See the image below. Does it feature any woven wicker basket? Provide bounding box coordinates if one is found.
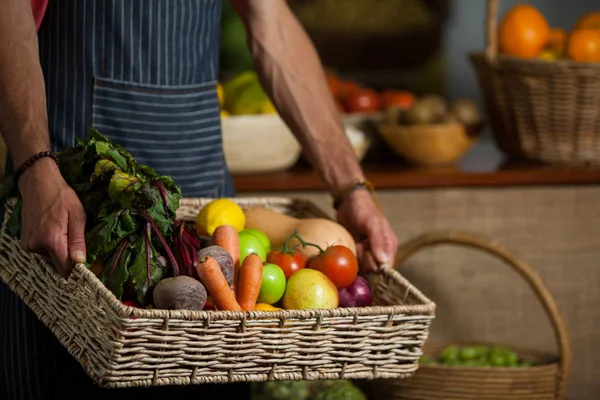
[0,196,436,389]
[469,0,600,165]
[368,231,571,400]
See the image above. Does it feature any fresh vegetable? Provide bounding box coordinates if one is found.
[211,225,240,283]
[244,206,356,259]
[195,198,245,236]
[380,90,415,110]
[197,245,234,287]
[266,233,307,279]
[287,231,358,290]
[338,276,373,308]
[308,244,358,290]
[238,230,268,263]
[257,263,287,305]
[243,228,271,252]
[282,269,338,310]
[170,220,203,278]
[252,379,367,400]
[343,89,380,114]
[196,255,242,311]
[0,129,186,305]
[235,253,263,311]
[422,344,533,368]
[152,276,208,310]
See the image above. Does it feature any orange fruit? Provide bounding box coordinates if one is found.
[567,29,600,62]
[253,303,281,311]
[499,4,550,58]
[575,12,600,30]
[546,27,567,54]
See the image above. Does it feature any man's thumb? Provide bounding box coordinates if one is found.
[68,211,87,263]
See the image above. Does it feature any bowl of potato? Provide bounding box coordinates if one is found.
[377,95,485,167]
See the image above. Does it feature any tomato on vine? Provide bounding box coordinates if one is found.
[266,233,308,279]
[288,231,359,290]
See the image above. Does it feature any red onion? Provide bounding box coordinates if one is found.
[338,275,373,308]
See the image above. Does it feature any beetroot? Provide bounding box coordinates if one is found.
[338,276,373,308]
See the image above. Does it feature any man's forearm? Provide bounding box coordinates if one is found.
[233,1,366,198]
[1,0,51,168]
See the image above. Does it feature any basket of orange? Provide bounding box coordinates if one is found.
[469,0,600,165]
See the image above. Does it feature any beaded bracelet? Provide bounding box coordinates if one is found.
[13,151,59,183]
[332,180,376,210]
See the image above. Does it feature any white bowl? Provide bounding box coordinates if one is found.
[221,114,302,174]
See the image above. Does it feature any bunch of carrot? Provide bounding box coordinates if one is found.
[196,225,263,312]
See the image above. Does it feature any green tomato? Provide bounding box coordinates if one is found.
[243,229,271,252]
[257,263,286,305]
[459,346,479,362]
[489,353,506,367]
[472,345,491,359]
[239,231,267,262]
[503,351,519,367]
[440,345,460,364]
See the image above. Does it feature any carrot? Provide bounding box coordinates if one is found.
[236,253,263,311]
[212,225,240,285]
[196,255,242,311]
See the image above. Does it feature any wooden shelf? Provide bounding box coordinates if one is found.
[232,138,600,192]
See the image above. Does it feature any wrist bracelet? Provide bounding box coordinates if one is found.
[14,151,59,183]
[333,180,375,210]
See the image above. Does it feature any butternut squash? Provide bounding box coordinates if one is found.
[243,206,356,259]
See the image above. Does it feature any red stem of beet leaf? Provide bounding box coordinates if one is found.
[153,180,169,209]
[107,233,132,289]
[144,223,152,290]
[138,209,180,276]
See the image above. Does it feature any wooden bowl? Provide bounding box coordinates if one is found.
[221,114,302,174]
[377,121,484,167]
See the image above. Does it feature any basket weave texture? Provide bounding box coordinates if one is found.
[370,231,571,400]
[469,0,600,165]
[0,197,436,389]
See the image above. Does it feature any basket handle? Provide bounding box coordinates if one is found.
[485,0,500,63]
[395,230,571,400]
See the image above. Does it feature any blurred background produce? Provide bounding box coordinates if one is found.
[252,379,367,400]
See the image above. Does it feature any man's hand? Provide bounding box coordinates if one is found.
[336,190,398,272]
[18,159,87,278]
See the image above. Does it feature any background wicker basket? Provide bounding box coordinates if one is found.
[469,0,600,165]
[366,231,571,400]
[0,196,436,389]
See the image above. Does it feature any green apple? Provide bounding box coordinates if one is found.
[257,263,286,305]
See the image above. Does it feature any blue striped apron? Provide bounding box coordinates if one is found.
[0,0,247,398]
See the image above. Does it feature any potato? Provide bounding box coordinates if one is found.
[449,99,481,125]
[405,95,448,125]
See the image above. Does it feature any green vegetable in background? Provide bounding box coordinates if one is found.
[0,129,194,305]
[251,380,367,400]
[419,344,534,368]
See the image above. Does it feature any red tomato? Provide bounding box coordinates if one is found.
[380,90,415,110]
[343,90,381,114]
[326,73,342,96]
[309,245,359,290]
[336,80,362,101]
[267,250,307,279]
